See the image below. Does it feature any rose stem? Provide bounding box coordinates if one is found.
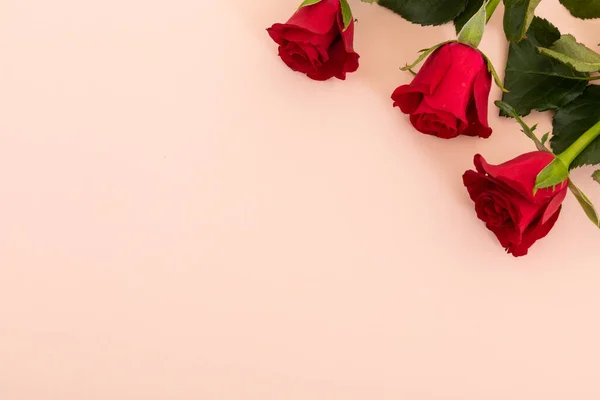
[486,0,501,23]
[557,120,600,167]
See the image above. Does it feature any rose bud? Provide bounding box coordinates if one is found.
[463,152,568,257]
[267,0,359,81]
[392,42,492,139]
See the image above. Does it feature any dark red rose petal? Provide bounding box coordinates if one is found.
[463,153,568,257]
[508,207,562,257]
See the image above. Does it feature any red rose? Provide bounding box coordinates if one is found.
[392,43,492,139]
[462,152,568,257]
[267,0,359,81]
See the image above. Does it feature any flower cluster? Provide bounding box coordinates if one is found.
[267,0,600,257]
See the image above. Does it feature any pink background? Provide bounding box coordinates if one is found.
[1,0,600,398]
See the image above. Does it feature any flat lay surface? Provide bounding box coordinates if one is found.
[1,0,600,398]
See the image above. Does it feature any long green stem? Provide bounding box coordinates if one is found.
[486,0,501,23]
[558,120,600,166]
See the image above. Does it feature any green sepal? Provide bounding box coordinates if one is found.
[339,0,353,30]
[400,40,455,74]
[298,0,322,9]
[568,179,600,228]
[535,158,570,190]
[457,1,486,47]
[455,0,484,33]
[482,52,508,92]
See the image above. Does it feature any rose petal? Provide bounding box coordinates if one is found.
[278,43,311,73]
[390,44,457,116]
[473,152,564,203]
[392,84,428,114]
[410,44,454,96]
[459,101,492,138]
[410,113,459,139]
[464,172,524,243]
[296,42,323,69]
[267,24,317,45]
[459,68,492,138]
[465,154,568,256]
[541,186,568,225]
[423,43,486,125]
[471,66,492,131]
[409,101,459,138]
[267,0,359,82]
[339,14,359,59]
[508,207,562,257]
[286,0,340,35]
[308,37,344,80]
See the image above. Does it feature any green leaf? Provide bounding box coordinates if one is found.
[457,1,487,47]
[339,0,353,30]
[503,0,541,42]
[454,0,484,33]
[378,0,469,26]
[541,132,550,145]
[559,0,600,19]
[501,17,588,116]
[568,180,600,228]
[298,0,322,8]
[538,34,600,73]
[550,85,600,168]
[535,158,570,190]
[593,170,600,184]
[494,100,548,151]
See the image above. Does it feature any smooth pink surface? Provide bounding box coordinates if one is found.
[1,0,599,399]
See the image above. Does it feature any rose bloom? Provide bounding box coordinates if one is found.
[392,42,492,139]
[463,152,568,257]
[267,0,359,81]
